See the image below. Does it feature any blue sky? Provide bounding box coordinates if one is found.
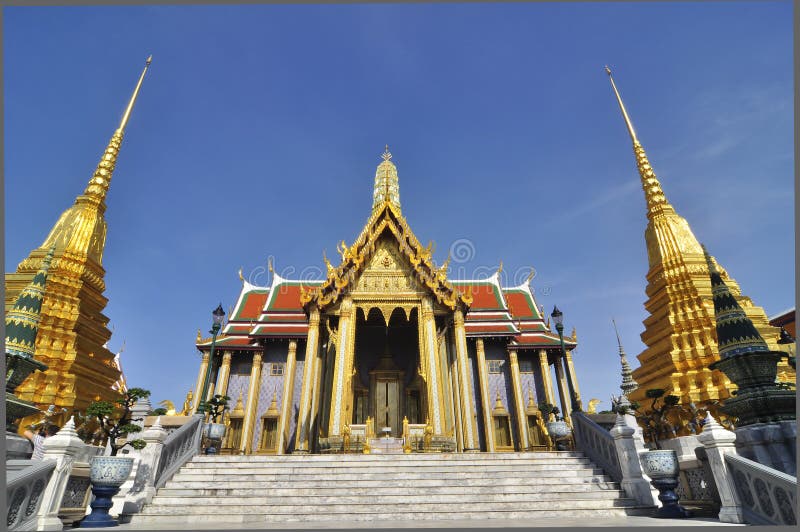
[5,2,794,413]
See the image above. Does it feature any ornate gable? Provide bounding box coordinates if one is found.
[301,203,471,312]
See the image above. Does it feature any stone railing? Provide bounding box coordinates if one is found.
[571,411,622,482]
[7,459,56,531]
[153,414,204,488]
[724,453,797,525]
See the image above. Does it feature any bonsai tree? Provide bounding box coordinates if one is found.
[149,407,168,416]
[85,387,150,456]
[538,402,562,422]
[634,388,682,448]
[199,394,230,423]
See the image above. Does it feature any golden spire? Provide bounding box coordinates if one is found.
[605,66,674,220]
[372,144,401,214]
[82,56,153,202]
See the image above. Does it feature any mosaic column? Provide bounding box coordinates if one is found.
[329,297,354,437]
[215,351,232,398]
[277,340,298,455]
[553,356,572,427]
[508,350,529,450]
[450,341,464,451]
[422,297,445,434]
[454,309,478,451]
[475,338,495,452]
[192,352,210,414]
[537,349,556,405]
[239,351,263,454]
[564,349,583,411]
[309,336,325,453]
[295,307,320,453]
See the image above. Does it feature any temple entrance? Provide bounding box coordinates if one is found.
[353,307,423,437]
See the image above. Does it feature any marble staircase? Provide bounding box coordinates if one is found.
[131,452,652,526]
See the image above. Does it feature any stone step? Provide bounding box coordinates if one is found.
[148,490,628,506]
[133,507,652,525]
[164,475,614,489]
[156,481,622,496]
[186,457,591,469]
[170,468,607,483]
[180,463,597,477]
[189,451,586,462]
[142,497,641,515]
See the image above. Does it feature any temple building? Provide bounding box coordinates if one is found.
[605,68,795,406]
[194,147,582,454]
[4,57,151,428]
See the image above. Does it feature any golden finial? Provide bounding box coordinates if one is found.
[525,267,536,284]
[497,260,503,274]
[196,329,202,342]
[382,144,392,162]
[571,326,577,341]
[323,250,333,273]
[605,65,638,143]
[80,56,152,203]
[527,388,536,409]
[495,392,503,409]
[238,267,244,283]
[119,55,153,133]
[268,256,274,273]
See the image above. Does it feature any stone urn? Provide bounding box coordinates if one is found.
[79,456,134,528]
[640,449,689,518]
[204,422,226,454]
[545,421,571,450]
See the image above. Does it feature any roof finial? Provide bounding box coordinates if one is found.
[373,144,401,214]
[382,144,392,161]
[611,318,638,402]
[605,65,637,144]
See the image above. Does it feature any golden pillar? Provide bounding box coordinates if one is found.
[309,336,325,453]
[454,309,478,451]
[508,350,529,450]
[553,356,572,427]
[537,349,556,405]
[421,297,446,434]
[277,340,298,454]
[192,352,210,414]
[295,307,320,452]
[328,297,355,436]
[475,338,495,452]
[564,350,582,410]
[215,351,232,398]
[239,351,263,454]
[450,343,464,451]
[326,299,353,437]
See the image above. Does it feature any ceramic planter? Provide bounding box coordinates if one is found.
[80,456,134,528]
[640,449,689,518]
[640,449,679,479]
[545,421,571,440]
[204,422,226,441]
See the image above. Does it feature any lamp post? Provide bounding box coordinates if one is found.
[198,304,226,417]
[551,306,580,411]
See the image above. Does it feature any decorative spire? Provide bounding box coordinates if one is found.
[372,144,401,214]
[5,246,55,358]
[612,319,638,402]
[605,66,675,220]
[82,55,152,202]
[702,245,769,357]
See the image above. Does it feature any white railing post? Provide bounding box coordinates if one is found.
[697,412,744,524]
[120,416,169,519]
[36,416,87,531]
[609,414,659,506]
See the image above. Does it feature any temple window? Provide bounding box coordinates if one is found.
[519,360,533,373]
[258,417,279,453]
[488,360,503,374]
[270,363,285,376]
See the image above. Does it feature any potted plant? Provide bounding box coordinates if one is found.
[199,394,229,454]
[631,389,689,518]
[539,402,571,448]
[79,387,150,528]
